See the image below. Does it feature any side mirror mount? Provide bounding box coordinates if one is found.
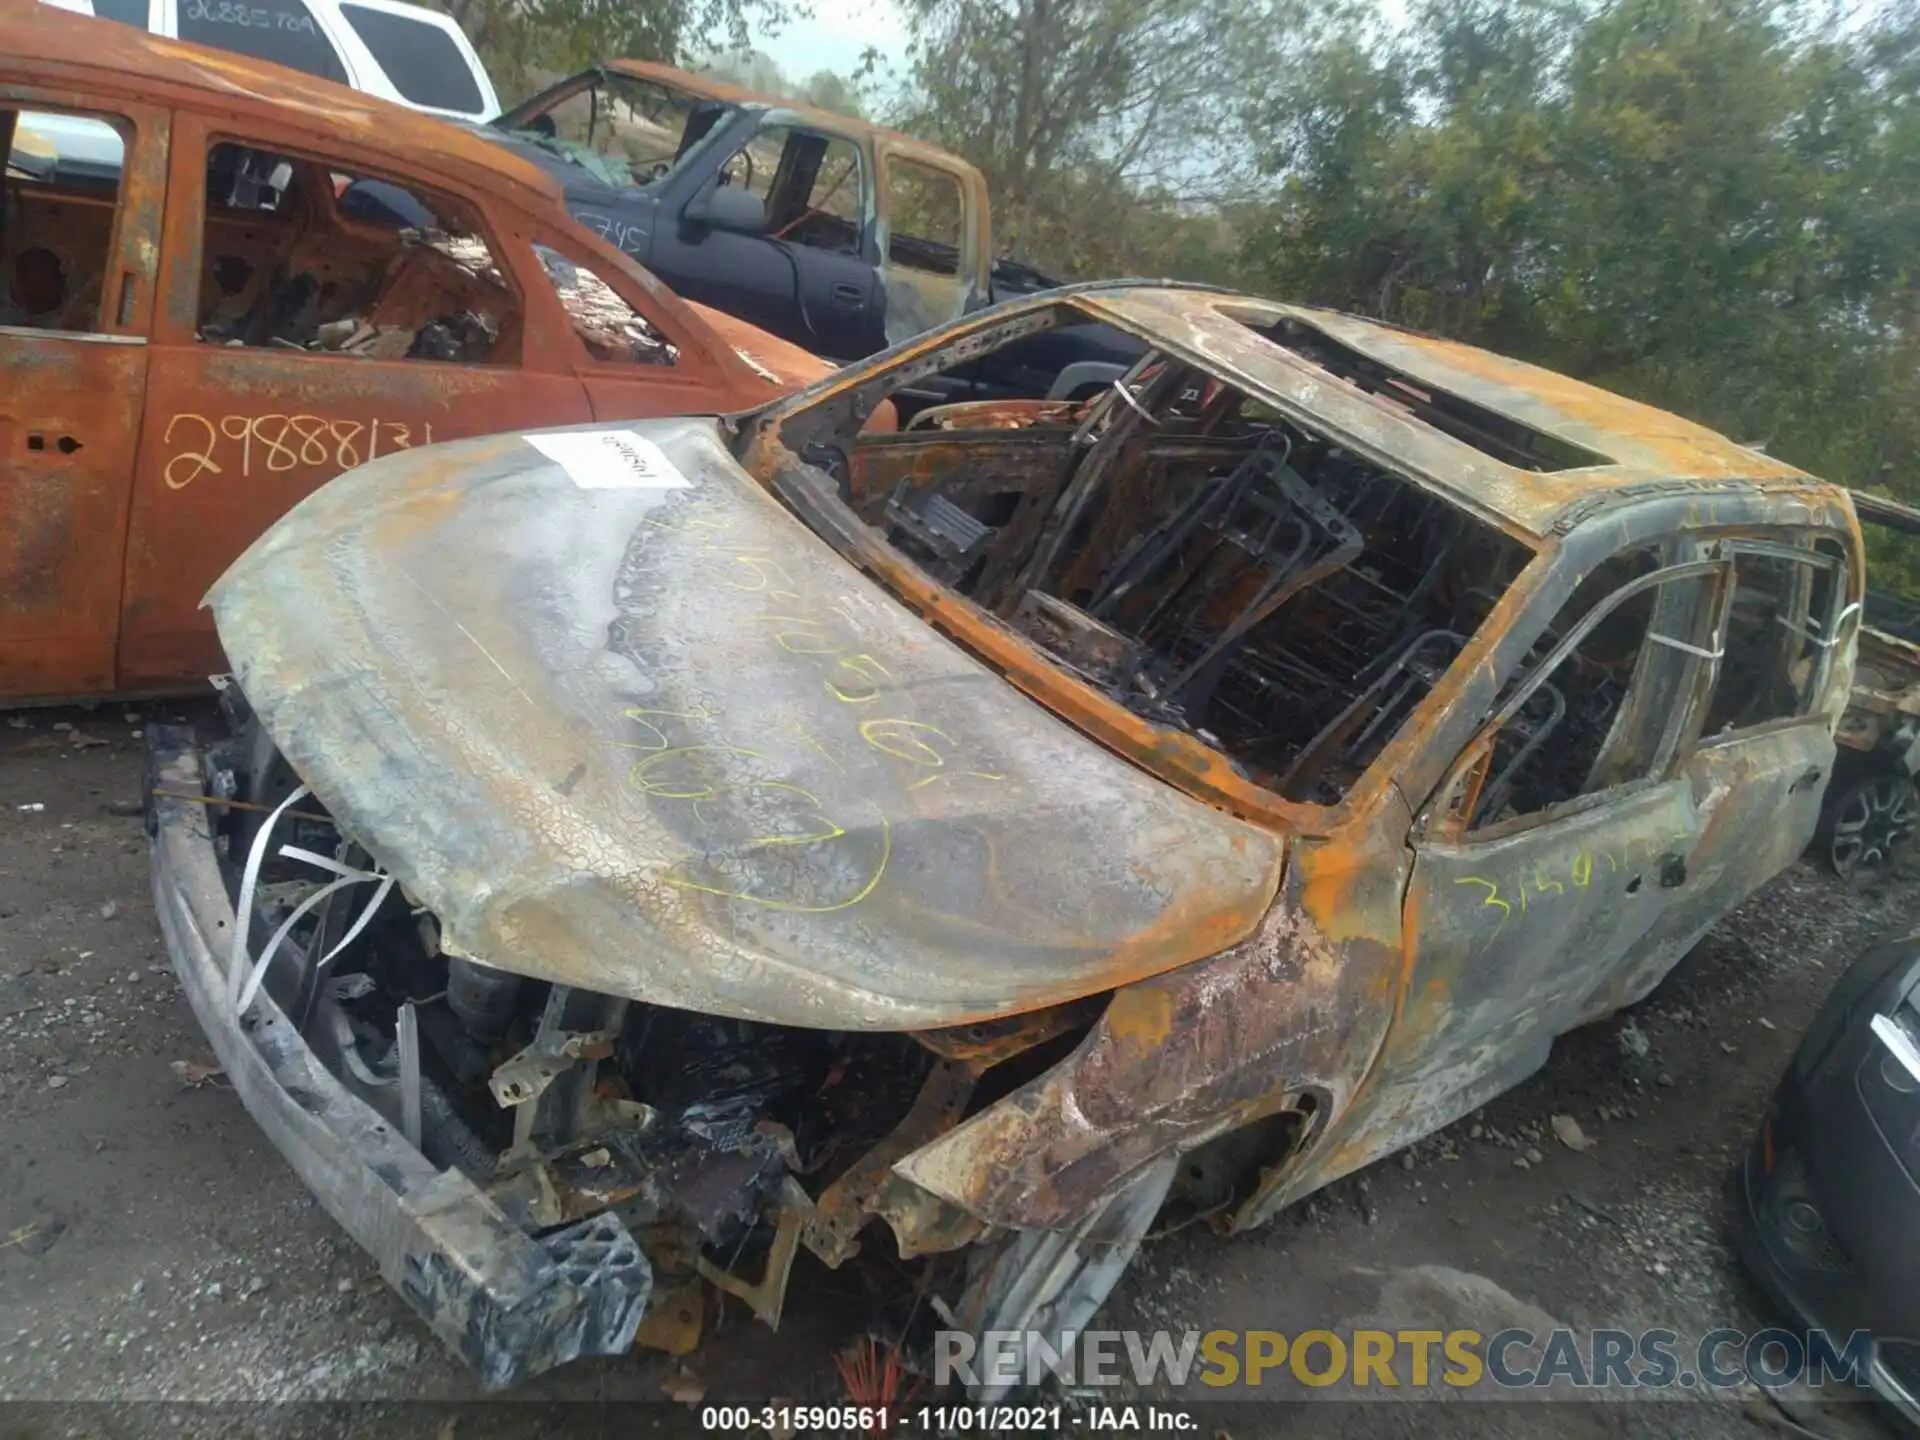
[685,183,765,234]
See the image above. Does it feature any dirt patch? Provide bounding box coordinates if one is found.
[1,702,1910,1437]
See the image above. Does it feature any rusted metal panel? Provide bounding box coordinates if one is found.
[595,60,982,169]
[205,419,1286,1029]
[893,833,1407,1231]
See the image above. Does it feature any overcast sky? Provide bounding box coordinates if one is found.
[749,0,1883,99]
[749,0,913,83]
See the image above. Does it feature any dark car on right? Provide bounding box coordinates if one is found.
[1737,929,1920,1425]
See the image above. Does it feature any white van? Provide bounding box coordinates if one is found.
[38,0,500,122]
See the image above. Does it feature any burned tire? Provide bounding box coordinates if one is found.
[1818,771,1917,881]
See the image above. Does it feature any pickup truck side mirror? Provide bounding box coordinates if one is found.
[685,183,766,234]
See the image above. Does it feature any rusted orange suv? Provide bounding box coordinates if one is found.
[0,7,851,706]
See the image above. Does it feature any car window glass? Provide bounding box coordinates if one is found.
[337,4,483,114]
[532,243,677,366]
[197,141,518,365]
[92,0,149,24]
[178,0,348,86]
[1701,543,1847,736]
[2,105,132,333]
[1455,548,1719,833]
[883,157,963,275]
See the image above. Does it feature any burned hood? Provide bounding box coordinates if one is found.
[207,420,1284,1030]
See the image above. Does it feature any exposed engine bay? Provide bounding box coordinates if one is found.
[173,695,1143,1383]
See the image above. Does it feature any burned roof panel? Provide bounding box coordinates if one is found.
[1077,288,1824,538]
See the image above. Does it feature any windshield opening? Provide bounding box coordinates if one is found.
[502,74,734,192]
[767,302,1536,807]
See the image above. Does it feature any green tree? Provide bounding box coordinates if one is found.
[1235,0,1920,498]
[434,0,804,99]
[891,0,1301,274]
[799,68,866,117]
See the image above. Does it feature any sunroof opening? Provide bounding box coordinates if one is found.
[1225,308,1616,474]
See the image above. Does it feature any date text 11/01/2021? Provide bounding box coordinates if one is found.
[698,1406,1197,1432]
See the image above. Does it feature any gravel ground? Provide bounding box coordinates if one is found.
[1,701,1913,1439]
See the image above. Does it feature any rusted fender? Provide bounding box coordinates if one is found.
[892,837,1409,1232]
[206,419,1284,1030]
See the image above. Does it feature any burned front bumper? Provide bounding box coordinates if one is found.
[146,725,652,1389]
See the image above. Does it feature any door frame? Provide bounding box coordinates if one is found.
[0,91,168,702]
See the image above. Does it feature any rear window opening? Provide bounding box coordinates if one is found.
[196,141,519,365]
[778,315,1537,807]
[1226,309,1615,474]
[2,105,129,333]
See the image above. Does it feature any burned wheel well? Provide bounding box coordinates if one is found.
[1161,1093,1324,1232]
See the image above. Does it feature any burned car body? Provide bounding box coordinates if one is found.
[0,7,861,708]
[150,283,1865,1392]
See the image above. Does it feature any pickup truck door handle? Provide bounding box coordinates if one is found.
[1791,766,1824,793]
[829,282,866,310]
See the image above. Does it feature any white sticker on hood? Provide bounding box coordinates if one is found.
[522,429,690,490]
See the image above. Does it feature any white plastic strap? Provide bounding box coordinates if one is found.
[1111,379,1159,425]
[233,865,393,1015]
[278,844,370,879]
[1777,599,1863,649]
[1648,633,1723,660]
[229,782,311,1007]
[227,783,394,1014]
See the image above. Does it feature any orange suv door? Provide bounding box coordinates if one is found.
[117,112,597,692]
[0,97,165,701]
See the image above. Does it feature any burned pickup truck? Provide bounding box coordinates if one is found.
[150,283,1864,1393]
